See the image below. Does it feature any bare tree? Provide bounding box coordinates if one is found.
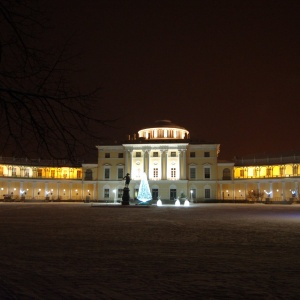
[0,0,113,162]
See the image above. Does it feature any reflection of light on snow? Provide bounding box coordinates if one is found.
[157,199,162,206]
[175,199,180,206]
[184,199,190,206]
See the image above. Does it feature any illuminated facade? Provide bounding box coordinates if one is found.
[1,120,299,202]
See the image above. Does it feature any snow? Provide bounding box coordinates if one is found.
[0,203,300,299]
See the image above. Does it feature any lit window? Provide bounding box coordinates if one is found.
[240,169,244,177]
[171,168,176,178]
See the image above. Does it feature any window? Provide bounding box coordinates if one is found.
[204,152,210,157]
[105,153,110,158]
[136,152,141,157]
[266,167,271,177]
[24,168,29,177]
[85,169,92,180]
[280,166,284,176]
[152,188,158,200]
[153,152,158,157]
[38,168,42,177]
[293,165,298,176]
[222,168,231,180]
[118,153,123,158]
[118,189,123,198]
[204,167,210,179]
[190,188,196,200]
[153,168,158,178]
[104,168,110,179]
[77,170,82,179]
[171,152,176,157]
[51,170,55,178]
[205,189,210,198]
[118,168,124,179]
[134,188,139,200]
[240,169,244,177]
[104,189,109,198]
[171,168,176,178]
[190,152,195,158]
[170,189,177,200]
[12,167,16,176]
[190,167,196,179]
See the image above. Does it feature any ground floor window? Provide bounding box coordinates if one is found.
[152,188,158,200]
[118,189,123,198]
[104,189,109,198]
[170,189,177,200]
[171,168,176,178]
[205,188,210,199]
[190,188,196,200]
[134,188,139,200]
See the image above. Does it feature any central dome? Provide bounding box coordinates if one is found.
[138,120,189,140]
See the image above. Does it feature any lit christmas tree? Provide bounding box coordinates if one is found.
[137,172,152,203]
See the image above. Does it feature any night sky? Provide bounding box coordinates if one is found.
[47,0,300,160]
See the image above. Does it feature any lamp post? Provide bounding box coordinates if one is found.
[190,190,193,203]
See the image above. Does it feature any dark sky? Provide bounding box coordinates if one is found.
[47,0,300,160]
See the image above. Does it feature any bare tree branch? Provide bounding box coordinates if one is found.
[0,0,116,162]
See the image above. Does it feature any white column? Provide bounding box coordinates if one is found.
[160,150,164,180]
[129,151,133,175]
[125,150,129,173]
[93,183,96,200]
[182,150,186,179]
[148,150,150,179]
[165,150,168,180]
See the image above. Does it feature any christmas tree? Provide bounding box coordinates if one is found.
[137,172,152,203]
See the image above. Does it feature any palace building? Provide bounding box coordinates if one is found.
[0,120,299,203]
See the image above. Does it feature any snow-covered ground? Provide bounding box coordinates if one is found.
[0,203,299,299]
